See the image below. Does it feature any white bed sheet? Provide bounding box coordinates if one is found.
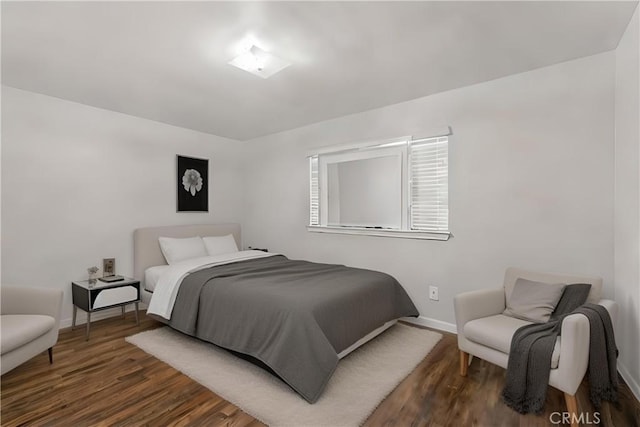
[146,250,277,320]
[144,265,171,292]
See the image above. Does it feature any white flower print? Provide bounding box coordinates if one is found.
[182,169,203,196]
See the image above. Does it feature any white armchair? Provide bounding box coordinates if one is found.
[1,285,63,375]
[454,268,617,425]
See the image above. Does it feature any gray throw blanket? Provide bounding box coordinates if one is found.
[572,304,619,408]
[502,284,618,414]
[166,255,419,403]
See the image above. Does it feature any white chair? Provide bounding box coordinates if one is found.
[454,268,617,426]
[1,285,63,375]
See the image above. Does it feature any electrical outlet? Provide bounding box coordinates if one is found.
[429,286,439,301]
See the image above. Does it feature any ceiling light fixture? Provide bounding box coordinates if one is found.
[228,44,291,79]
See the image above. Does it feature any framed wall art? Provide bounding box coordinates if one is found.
[177,155,209,212]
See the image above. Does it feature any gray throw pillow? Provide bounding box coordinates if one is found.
[503,278,566,323]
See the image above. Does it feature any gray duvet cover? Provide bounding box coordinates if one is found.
[167,255,418,403]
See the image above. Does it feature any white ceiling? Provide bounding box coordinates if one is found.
[2,1,637,141]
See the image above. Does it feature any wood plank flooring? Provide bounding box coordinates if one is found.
[1,312,639,426]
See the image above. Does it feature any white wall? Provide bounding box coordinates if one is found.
[242,52,616,333]
[1,86,245,327]
[614,6,640,400]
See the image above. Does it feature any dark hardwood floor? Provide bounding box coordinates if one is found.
[1,312,639,426]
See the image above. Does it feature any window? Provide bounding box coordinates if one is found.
[308,133,450,240]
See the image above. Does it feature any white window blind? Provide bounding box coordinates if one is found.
[409,136,449,232]
[309,156,319,226]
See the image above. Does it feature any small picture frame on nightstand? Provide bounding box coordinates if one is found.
[103,258,116,277]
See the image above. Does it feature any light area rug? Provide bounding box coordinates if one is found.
[126,324,442,427]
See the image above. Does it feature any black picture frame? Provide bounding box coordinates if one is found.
[177,155,209,212]
[102,258,116,277]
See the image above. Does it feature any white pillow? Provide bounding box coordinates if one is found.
[158,236,207,265]
[203,234,239,256]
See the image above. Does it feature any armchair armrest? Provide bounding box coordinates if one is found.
[554,313,590,394]
[552,298,618,395]
[454,287,505,334]
[1,286,63,325]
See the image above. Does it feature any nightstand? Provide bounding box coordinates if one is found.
[71,277,140,340]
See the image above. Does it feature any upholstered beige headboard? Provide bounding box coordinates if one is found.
[133,223,241,287]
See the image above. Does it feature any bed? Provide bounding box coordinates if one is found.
[133,223,419,403]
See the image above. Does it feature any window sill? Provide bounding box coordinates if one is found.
[306,226,451,241]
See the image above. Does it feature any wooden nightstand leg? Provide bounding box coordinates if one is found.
[121,305,125,318]
[134,302,139,325]
[72,306,77,330]
[85,311,91,341]
[48,347,53,364]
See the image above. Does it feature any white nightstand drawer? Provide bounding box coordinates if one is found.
[93,286,138,309]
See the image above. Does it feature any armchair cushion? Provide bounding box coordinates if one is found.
[464,314,561,368]
[1,314,55,354]
[465,314,530,354]
[503,278,565,323]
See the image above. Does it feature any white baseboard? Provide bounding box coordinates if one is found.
[402,315,457,334]
[618,360,640,403]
